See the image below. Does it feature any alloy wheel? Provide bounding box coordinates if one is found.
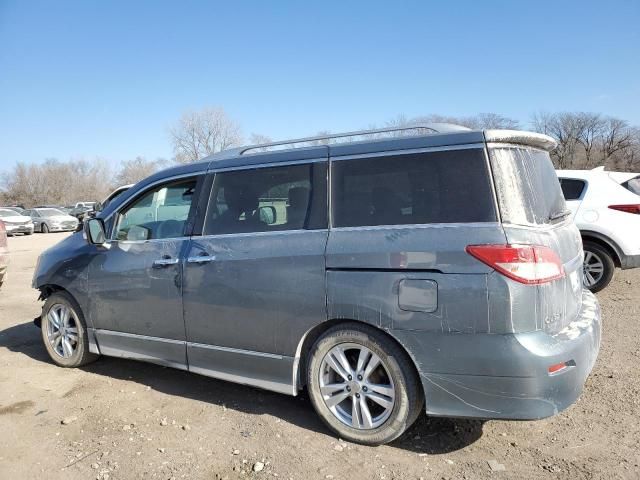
[46,303,79,358]
[319,343,395,430]
[583,250,605,288]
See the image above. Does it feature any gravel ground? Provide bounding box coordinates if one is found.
[0,233,638,480]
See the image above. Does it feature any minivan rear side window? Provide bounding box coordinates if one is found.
[331,148,496,227]
[560,178,586,200]
[489,147,567,226]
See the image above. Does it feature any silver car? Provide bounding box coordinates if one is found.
[0,208,34,236]
[33,124,601,445]
[25,208,78,233]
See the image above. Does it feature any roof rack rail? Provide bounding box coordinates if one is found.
[239,123,469,155]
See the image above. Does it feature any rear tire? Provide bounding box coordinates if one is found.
[41,291,98,367]
[582,241,615,293]
[307,323,423,445]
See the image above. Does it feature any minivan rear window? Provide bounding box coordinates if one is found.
[331,148,496,227]
[489,147,567,226]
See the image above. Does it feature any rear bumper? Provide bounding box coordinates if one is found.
[392,290,601,420]
[48,224,77,232]
[5,224,34,234]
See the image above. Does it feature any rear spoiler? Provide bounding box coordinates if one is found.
[484,130,558,152]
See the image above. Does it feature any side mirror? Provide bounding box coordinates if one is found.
[85,218,107,245]
[259,205,277,225]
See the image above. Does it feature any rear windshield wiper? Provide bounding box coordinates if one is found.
[548,209,572,222]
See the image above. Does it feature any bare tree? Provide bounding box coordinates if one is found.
[386,112,520,132]
[1,157,112,207]
[114,157,168,186]
[599,117,634,167]
[170,107,243,164]
[531,112,583,169]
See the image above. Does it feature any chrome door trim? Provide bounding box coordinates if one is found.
[94,329,185,344]
[196,228,328,241]
[329,222,502,232]
[329,143,485,161]
[186,342,284,360]
[208,157,327,174]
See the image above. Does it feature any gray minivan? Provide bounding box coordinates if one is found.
[33,124,601,445]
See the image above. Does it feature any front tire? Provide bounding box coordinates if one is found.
[307,323,423,445]
[41,291,98,367]
[41,223,49,234]
[582,241,615,293]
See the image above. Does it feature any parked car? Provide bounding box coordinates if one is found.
[1,206,26,214]
[0,208,34,236]
[0,220,8,288]
[558,167,640,292]
[74,201,96,209]
[67,205,93,220]
[99,184,133,211]
[25,208,78,233]
[33,125,601,445]
[76,184,135,230]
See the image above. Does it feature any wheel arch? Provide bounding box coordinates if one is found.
[34,285,99,355]
[293,318,424,400]
[581,230,622,268]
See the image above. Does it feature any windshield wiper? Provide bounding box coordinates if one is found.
[548,209,572,221]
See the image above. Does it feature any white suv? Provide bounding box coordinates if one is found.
[557,167,640,292]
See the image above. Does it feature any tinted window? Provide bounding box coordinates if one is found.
[490,147,567,226]
[331,149,496,227]
[115,178,197,241]
[623,176,640,196]
[204,163,325,235]
[559,179,586,200]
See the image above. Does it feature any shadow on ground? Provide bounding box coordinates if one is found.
[0,321,484,453]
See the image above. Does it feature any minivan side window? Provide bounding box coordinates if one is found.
[114,178,198,241]
[559,179,586,200]
[331,148,496,228]
[204,162,325,235]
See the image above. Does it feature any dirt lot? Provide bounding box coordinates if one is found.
[0,233,638,480]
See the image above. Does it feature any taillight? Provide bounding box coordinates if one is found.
[609,204,640,214]
[466,244,565,285]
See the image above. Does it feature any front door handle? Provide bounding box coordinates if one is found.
[153,257,179,268]
[187,253,215,264]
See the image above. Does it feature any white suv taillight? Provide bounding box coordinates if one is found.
[466,244,565,285]
[609,204,640,214]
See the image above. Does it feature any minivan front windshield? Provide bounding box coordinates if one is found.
[489,147,567,226]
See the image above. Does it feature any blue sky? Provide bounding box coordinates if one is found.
[0,0,638,169]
